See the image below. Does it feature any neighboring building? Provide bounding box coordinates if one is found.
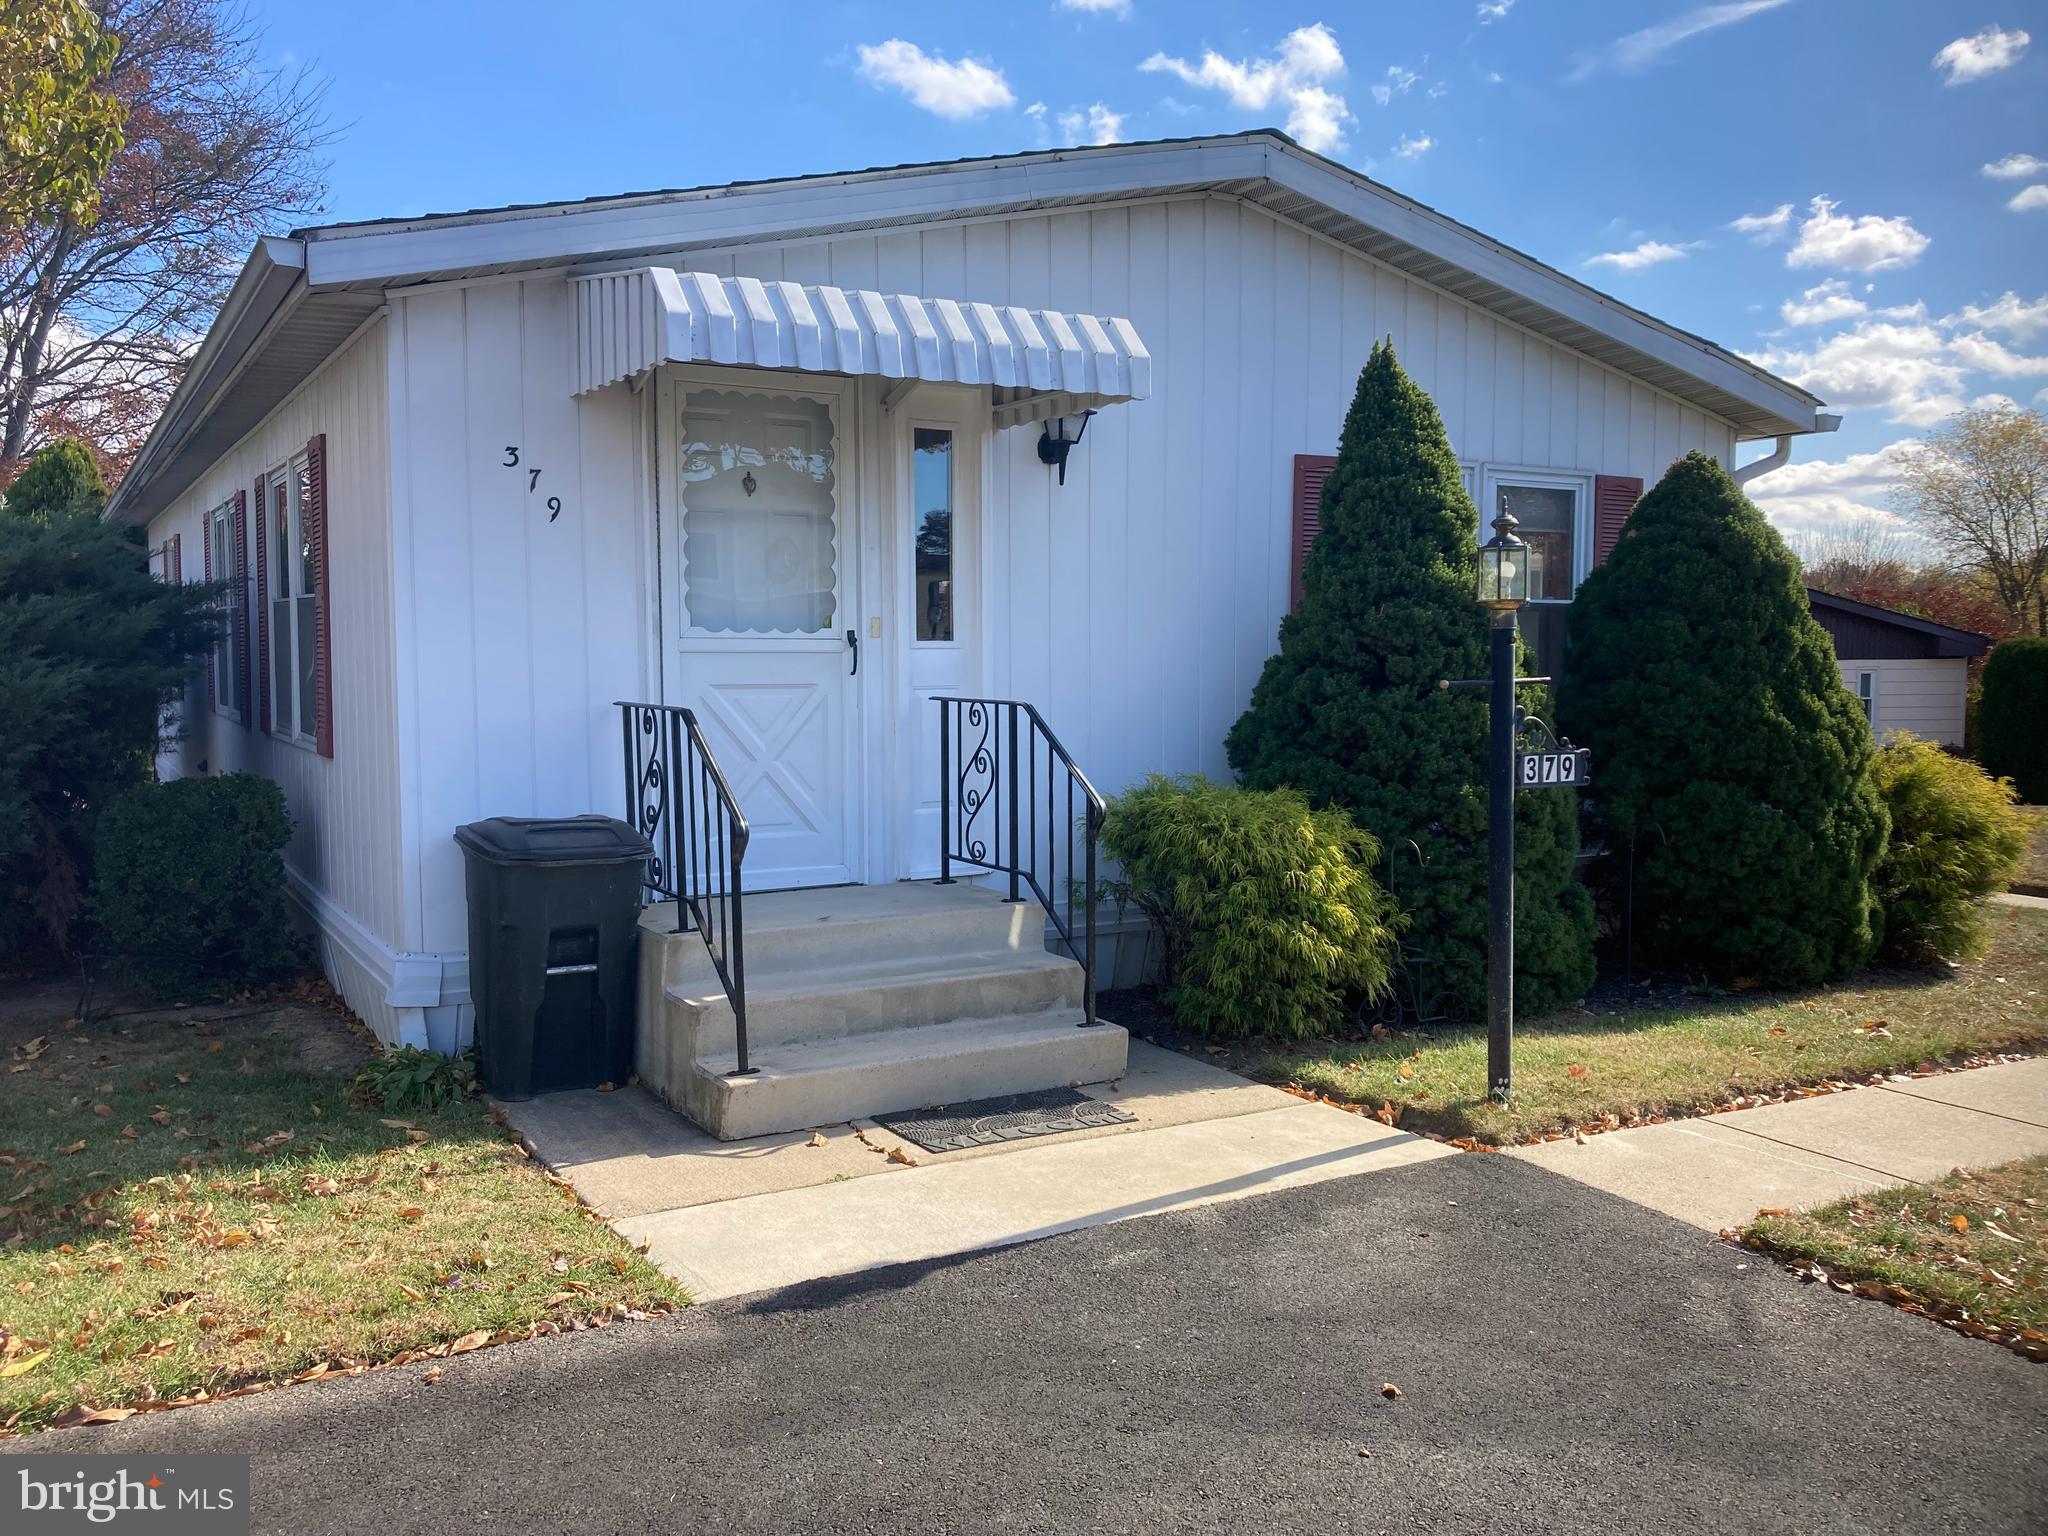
[1807,588,1989,747]
[106,130,1834,1054]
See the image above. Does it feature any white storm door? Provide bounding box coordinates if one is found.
[668,378,859,890]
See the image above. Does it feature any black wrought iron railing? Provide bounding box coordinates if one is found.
[935,697,1105,1026]
[617,701,753,1075]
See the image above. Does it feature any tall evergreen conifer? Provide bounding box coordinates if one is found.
[1227,342,1596,1016]
[1557,451,1888,985]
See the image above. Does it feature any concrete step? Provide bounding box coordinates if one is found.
[669,946,1086,1053]
[682,1013,1130,1141]
[640,880,1038,987]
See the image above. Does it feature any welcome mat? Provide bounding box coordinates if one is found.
[873,1087,1136,1153]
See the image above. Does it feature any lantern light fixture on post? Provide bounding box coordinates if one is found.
[1037,409,1096,486]
[1478,507,1527,1102]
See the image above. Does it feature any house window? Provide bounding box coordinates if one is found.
[1856,670,1876,726]
[913,427,954,643]
[1483,471,1590,684]
[207,501,239,719]
[266,457,318,743]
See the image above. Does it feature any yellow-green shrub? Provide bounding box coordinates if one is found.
[1872,735,2029,962]
[1100,775,1398,1039]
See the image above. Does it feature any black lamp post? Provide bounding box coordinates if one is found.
[1476,508,1529,1101]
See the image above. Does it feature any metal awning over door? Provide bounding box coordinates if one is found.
[570,266,1151,427]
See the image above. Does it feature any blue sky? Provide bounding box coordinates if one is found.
[260,0,2044,541]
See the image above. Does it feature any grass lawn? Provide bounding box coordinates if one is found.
[2014,806,2048,896]
[0,988,681,1435]
[1741,1157,2048,1360]
[1219,903,2048,1147]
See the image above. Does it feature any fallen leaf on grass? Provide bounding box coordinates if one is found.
[1566,1064,1588,1079]
[397,1206,425,1222]
[1950,1214,1970,1234]
[0,1349,51,1378]
[1397,1062,1415,1080]
[58,1140,87,1156]
[446,1331,490,1354]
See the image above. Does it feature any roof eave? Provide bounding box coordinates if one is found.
[107,237,307,527]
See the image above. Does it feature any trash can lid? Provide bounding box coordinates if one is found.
[453,815,653,866]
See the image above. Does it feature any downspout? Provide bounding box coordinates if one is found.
[1734,413,1842,486]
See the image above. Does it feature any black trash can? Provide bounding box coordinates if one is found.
[454,815,651,1099]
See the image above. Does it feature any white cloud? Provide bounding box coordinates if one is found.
[1744,443,1920,542]
[1477,0,1516,21]
[1140,23,1353,152]
[1932,24,2030,85]
[1393,133,1434,159]
[1981,152,2048,180]
[1949,332,2048,377]
[855,39,1014,119]
[1056,102,1126,145]
[1058,0,1131,16]
[1486,70,1504,84]
[2008,185,2048,213]
[1972,392,2022,412]
[1944,291,2048,340]
[1786,195,1930,272]
[1750,322,1969,427]
[1584,239,1698,271]
[1781,279,1867,327]
[1371,66,1418,106]
[1568,0,1794,83]
[1729,202,1794,243]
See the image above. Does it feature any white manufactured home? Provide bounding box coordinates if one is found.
[110,132,1834,1135]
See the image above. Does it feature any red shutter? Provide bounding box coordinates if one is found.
[254,474,270,734]
[202,515,215,711]
[1290,454,1339,611]
[1592,474,1644,568]
[305,434,334,758]
[169,532,181,585]
[232,489,252,728]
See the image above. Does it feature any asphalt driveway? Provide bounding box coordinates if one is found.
[6,1154,2043,1534]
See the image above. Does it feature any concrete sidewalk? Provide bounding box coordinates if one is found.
[507,1040,1454,1300]
[1509,1056,2048,1230]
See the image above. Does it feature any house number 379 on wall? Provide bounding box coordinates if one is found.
[502,446,565,522]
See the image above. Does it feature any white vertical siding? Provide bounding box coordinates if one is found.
[675,195,1738,786]
[144,316,403,1033]
[387,279,652,956]
[1837,658,1971,747]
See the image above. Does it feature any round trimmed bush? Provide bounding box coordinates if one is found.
[1100,774,1399,1039]
[1978,637,2048,803]
[1557,451,1889,987]
[93,774,300,999]
[1870,735,2029,962]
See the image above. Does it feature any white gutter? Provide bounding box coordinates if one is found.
[1734,412,1841,486]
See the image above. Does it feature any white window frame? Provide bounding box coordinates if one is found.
[264,454,318,749]
[1477,466,1594,604]
[1856,670,1877,726]
[206,499,240,721]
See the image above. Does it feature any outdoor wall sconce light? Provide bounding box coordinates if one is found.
[1037,409,1096,486]
[741,470,758,497]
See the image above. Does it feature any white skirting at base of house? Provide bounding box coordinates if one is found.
[283,867,471,1053]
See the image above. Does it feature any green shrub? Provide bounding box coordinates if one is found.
[1870,735,2029,962]
[1558,452,1889,987]
[2,502,221,954]
[356,1046,477,1112]
[1225,341,1596,1015]
[1100,774,1399,1039]
[1979,637,2048,803]
[1,438,106,524]
[92,774,299,999]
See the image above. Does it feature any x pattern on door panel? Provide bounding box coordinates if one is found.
[696,681,835,838]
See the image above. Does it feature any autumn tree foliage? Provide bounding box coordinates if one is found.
[1895,404,2048,638]
[0,0,328,483]
[0,0,126,229]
